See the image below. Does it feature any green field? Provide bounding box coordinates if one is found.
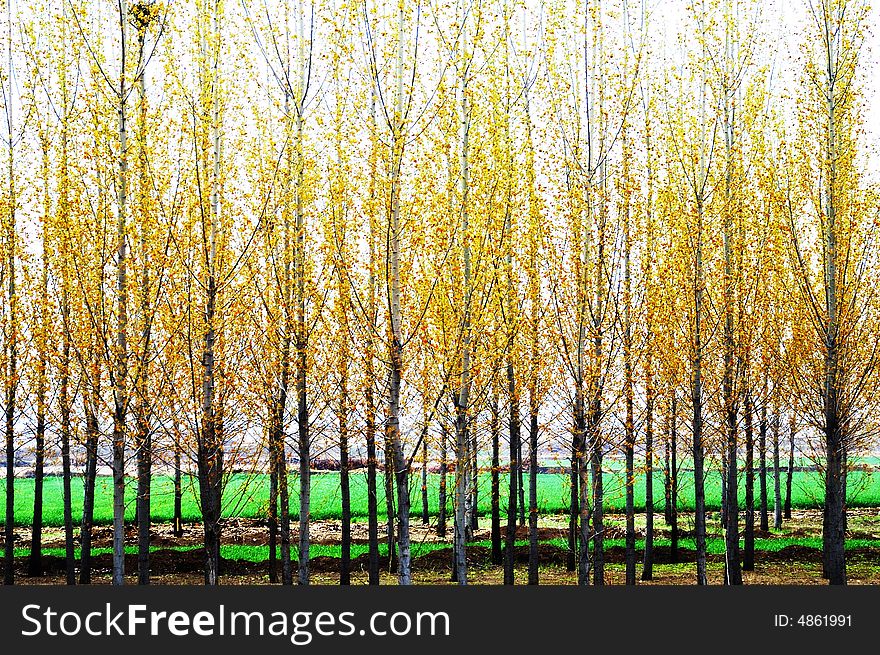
[1,465,878,527]
[11,536,880,563]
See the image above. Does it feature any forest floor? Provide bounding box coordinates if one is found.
[6,508,880,585]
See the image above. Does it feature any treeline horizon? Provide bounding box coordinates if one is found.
[2,0,880,588]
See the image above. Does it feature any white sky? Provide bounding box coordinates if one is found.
[648,0,880,178]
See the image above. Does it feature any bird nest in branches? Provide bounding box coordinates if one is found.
[129,2,162,34]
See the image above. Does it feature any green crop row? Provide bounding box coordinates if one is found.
[1,466,878,527]
[13,536,880,563]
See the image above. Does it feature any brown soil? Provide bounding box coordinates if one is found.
[8,507,878,552]
[7,508,880,585]
[11,539,880,585]
[12,554,880,586]
[4,518,575,552]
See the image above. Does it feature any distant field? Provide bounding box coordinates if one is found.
[1,465,879,527]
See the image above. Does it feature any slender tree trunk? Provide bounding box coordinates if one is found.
[383,5,411,585]
[624,424,635,585]
[134,32,153,586]
[297,398,309,586]
[437,425,447,539]
[773,413,782,529]
[340,393,351,586]
[391,412,411,585]
[692,402,707,586]
[670,393,679,564]
[60,424,75,585]
[588,214,606,586]
[60,343,75,585]
[720,41,741,584]
[366,404,380,584]
[28,412,45,578]
[173,442,183,537]
[291,104,311,587]
[111,397,126,588]
[785,415,795,519]
[470,430,478,533]
[454,101,474,578]
[79,407,99,584]
[1,179,12,582]
[823,466,830,578]
[111,0,130,586]
[199,29,224,583]
[624,396,635,585]
[721,450,728,530]
[692,201,707,586]
[421,438,429,525]
[56,33,76,585]
[759,403,769,532]
[384,436,396,571]
[517,438,526,527]
[575,397,591,586]
[723,419,742,584]
[528,404,539,585]
[664,436,672,526]
[386,318,411,585]
[523,61,542,587]
[622,139,636,586]
[722,375,741,585]
[568,439,578,571]
[723,382,742,585]
[2,3,16,587]
[451,518,459,584]
[499,49,522,574]
[842,447,848,534]
[743,392,755,571]
[490,395,501,565]
[268,439,278,583]
[462,455,472,544]
[135,414,152,585]
[453,415,468,584]
[642,378,654,581]
[590,425,604,586]
[504,365,519,585]
[333,244,353,576]
[329,21,353,586]
[198,278,223,587]
[820,8,846,585]
[450,537,457,583]
[28,220,49,581]
[365,77,381,587]
[199,475,222,587]
[824,434,846,583]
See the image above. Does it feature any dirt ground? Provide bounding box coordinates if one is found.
[5,508,880,585]
[11,549,880,585]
